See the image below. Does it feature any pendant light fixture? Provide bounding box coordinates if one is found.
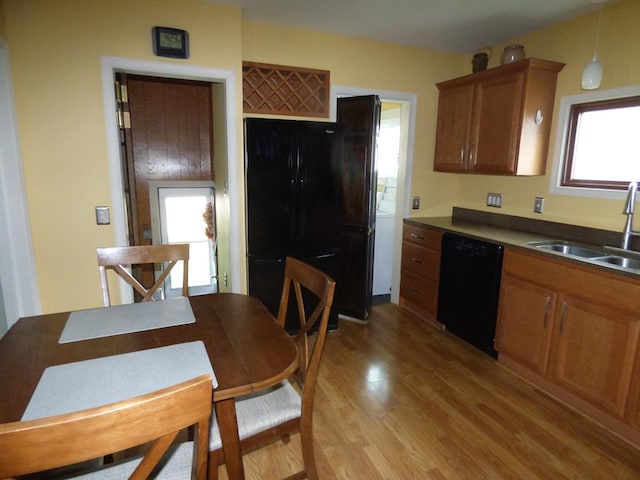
[581,1,604,90]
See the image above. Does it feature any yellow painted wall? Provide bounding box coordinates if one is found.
[241,20,465,216]
[5,0,639,314]
[455,0,640,231]
[3,0,242,313]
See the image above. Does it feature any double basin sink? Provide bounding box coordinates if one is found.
[529,240,640,272]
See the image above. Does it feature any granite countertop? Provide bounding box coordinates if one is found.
[404,208,640,279]
[405,216,555,248]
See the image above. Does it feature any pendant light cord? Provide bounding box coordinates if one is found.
[593,2,603,61]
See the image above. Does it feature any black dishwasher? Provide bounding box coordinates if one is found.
[437,233,504,358]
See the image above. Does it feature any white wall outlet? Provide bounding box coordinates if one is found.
[95,206,110,225]
[534,196,544,214]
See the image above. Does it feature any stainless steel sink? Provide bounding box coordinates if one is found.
[528,241,640,272]
[534,243,603,258]
[593,255,640,270]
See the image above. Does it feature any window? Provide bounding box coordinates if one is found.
[148,181,218,298]
[551,85,640,198]
[562,96,640,189]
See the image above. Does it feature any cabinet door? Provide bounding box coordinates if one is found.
[470,71,525,174]
[549,296,640,418]
[628,349,640,428]
[495,275,556,374]
[433,83,474,172]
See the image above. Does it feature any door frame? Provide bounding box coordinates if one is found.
[101,56,241,302]
[330,86,416,304]
[0,38,42,331]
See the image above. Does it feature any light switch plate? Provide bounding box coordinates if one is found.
[95,206,110,225]
[412,196,420,209]
[487,193,503,208]
[534,197,544,214]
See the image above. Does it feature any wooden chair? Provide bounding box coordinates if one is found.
[97,244,189,306]
[208,257,336,480]
[0,374,213,479]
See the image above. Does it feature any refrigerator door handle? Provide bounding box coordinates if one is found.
[298,165,307,240]
[250,257,284,264]
[289,150,297,241]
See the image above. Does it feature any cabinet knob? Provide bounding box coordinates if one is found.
[535,110,544,125]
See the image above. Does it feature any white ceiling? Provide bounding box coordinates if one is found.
[208,0,614,54]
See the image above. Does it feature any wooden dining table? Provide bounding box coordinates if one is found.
[0,293,299,480]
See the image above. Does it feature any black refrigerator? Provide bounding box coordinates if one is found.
[245,118,342,332]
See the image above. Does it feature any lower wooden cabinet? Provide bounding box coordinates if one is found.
[547,296,639,418]
[496,248,640,442]
[399,222,443,328]
[629,348,640,430]
[496,275,556,374]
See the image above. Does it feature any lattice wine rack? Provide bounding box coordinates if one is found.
[242,62,330,118]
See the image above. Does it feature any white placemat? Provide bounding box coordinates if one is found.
[22,341,216,421]
[59,297,195,343]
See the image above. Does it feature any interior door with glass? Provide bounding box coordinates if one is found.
[156,185,218,298]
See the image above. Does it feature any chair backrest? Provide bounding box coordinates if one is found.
[276,257,336,412]
[0,374,212,479]
[97,244,189,306]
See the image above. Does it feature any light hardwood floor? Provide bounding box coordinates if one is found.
[216,303,640,479]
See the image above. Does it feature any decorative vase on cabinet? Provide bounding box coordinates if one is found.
[501,44,525,64]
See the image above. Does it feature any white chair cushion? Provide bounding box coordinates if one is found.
[72,442,195,480]
[209,381,302,451]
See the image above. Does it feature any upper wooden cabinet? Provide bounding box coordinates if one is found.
[434,58,565,175]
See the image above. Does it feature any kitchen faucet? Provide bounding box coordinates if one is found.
[622,181,639,249]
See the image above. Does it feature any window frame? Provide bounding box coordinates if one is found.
[550,84,640,200]
[561,96,640,190]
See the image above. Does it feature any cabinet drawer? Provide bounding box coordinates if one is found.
[403,224,442,250]
[399,269,438,318]
[401,242,440,281]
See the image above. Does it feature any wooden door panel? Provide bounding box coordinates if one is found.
[336,228,368,318]
[121,74,214,292]
[340,143,369,224]
[336,95,380,320]
[471,72,524,173]
[495,275,556,374]
[433,83,474,171]
[549,297,640,417]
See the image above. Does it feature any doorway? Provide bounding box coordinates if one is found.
[118,74,217,297]
[373,102,402,301]
[101,57,241,304]
[331,86,416,305]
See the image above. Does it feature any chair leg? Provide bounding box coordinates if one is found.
[299,423,319,480]
[207,450,221,480]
